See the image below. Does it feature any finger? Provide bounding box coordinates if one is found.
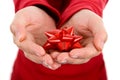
[42,54,54,68]
[14,38,46,56]
[88,15,107,51]
[93,29,108,51]
[10,19,27,42]
[56,52,69,64]
[42,54,61,70]
[67,58,90,64]
[24,52,44,64]
[49,62,61,70]
[69,43,101,59]
[10,25,26,42]
[50,50,61,59]
[56,52,90,64]
[24,52,57,69]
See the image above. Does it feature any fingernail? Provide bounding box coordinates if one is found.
[71,55,78,58]
[43,62,52,69]
[54,64,61,68]
[48,65,53,69]
[52,64,61,70]
[43,61,48,66]
[36,52,42,56]
[19,36,25,42]
[16,32,25,42]
[61,60,67,64]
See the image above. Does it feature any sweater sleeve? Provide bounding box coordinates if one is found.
[59,0,108,27]
[13,0,61,22]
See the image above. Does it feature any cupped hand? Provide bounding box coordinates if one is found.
[51,9,107,64]
[10,6,61,70]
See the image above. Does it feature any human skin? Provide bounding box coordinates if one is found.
[10,6,107,70]
[10,6,61,70]
[51,9,107,64]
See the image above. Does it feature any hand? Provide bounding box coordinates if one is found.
[10,6,61,70]
[51,9,107,64]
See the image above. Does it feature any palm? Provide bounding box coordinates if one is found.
[63,10,95,48]
[51,10,107,64]
[11,6,62,69]
[18,7,56,46]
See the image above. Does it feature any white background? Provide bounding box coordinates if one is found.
[0,0,120,80]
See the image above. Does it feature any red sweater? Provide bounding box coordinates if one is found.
[11,0,108,80]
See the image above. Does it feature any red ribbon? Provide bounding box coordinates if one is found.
[43,27,83,51]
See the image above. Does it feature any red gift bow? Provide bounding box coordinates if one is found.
[43,27,83,51]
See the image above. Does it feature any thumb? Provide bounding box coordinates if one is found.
[10,24,26,42]
[93,29,107,51]
[88,15,108,51]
